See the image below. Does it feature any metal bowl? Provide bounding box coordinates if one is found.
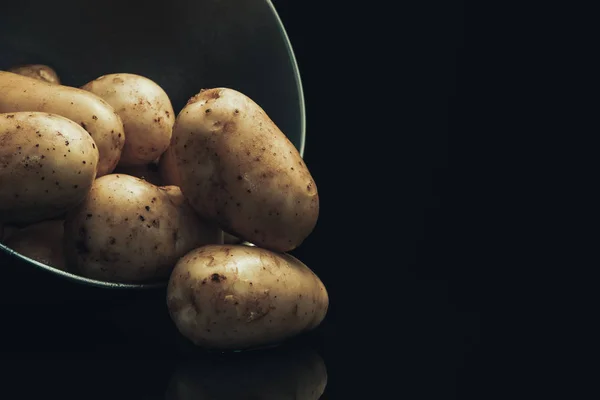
[0,0,305,294]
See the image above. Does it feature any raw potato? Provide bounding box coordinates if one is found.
[167,244,329,350]
[114,162,163,186]
[171,88,319,252]
[8,64,60,84]
[159,185,225,253]
[0,224,18,242]
[0,112,99,224]
[82,73,175,166]
[64,174,221,283]
[158,146,182,187]
[0,71,125,177]
[4,220,67,271]
[165,346,327,400]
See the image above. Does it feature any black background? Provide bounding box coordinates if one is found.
[275,1,479,398]
[1,1,478,398]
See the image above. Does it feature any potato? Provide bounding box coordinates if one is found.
[158,146,182,187]
[81,73,175,166]
[3,220,67,271]
[8,64,60,84]
[64,174,221,283]
[113,162,162,186]
[159,185,224,253]
[0,71,125,177]
[167,244,329,350]
[0,224,18,242]
[165,346,327,400]
[0,112,99,224]
[171,88,319,252]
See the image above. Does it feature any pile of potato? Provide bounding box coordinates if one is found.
[0,65,327,350]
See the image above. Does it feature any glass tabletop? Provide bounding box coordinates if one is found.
[0,281,479,399]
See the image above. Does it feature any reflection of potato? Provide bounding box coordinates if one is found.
[165,346,327,400]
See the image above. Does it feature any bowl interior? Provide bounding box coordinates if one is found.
[0,0,305,289]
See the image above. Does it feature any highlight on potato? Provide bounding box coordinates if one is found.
[0,67,326,351]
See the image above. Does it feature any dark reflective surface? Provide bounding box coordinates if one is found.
[0,283,476,398]
[2,334,328,399]
[165,345,327,399]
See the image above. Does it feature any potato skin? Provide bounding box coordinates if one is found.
[113,162,163,186]
[171,88,319,252]
[158,146,182,187]
[4,220,67,270]
[63,174,221,283]
[8,64,60,84]
[0,112,99,224]
[165,346,327,400]
[0,224,18,242]
[167,244,329,350]
[0,71,125,177]
[82,73,175,166]
[159,185,224,255]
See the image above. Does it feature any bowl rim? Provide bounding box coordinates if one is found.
[267,0,307,157]
[0,0,306,290]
